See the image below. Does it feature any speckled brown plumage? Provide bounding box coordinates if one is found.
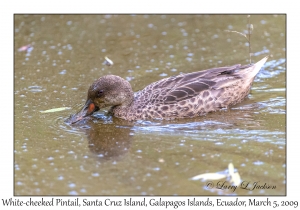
[69,56,268,123]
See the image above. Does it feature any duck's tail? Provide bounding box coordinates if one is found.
[239,56,269,79]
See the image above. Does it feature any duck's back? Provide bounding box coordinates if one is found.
[116,57,268,120]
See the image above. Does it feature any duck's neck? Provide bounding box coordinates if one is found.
[110,96,135,120]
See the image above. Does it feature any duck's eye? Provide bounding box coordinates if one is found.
[97,90,104,97]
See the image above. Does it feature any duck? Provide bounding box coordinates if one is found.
[68,56,268,124]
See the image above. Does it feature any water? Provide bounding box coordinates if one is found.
[14,14,285,195]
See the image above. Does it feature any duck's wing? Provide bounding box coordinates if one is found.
[136,57,267,105]
[155,64,250,104]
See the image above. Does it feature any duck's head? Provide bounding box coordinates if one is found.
[69,75,134,124]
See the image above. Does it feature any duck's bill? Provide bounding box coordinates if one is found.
[66,99,99,124]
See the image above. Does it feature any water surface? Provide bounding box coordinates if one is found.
[14,14,286,195]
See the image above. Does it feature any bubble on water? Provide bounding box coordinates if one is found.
[253,161,264,165]
[59,69,67,75]
[68,183,76,188]
[69,190,78,195]
[92,173,100,177]
[186,57,192,62]
[47,157,54,161]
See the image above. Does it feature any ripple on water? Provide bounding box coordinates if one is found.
[256,58,285,80]
[47,104,93,136]
[28,86,43,92]
[133,118,285,144]
[258,97,286,114]
[133,120,230,133]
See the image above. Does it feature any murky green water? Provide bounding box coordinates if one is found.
[14,14,286,195]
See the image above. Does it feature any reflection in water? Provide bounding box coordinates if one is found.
[84,119,133,159]
[65,114,134,160]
